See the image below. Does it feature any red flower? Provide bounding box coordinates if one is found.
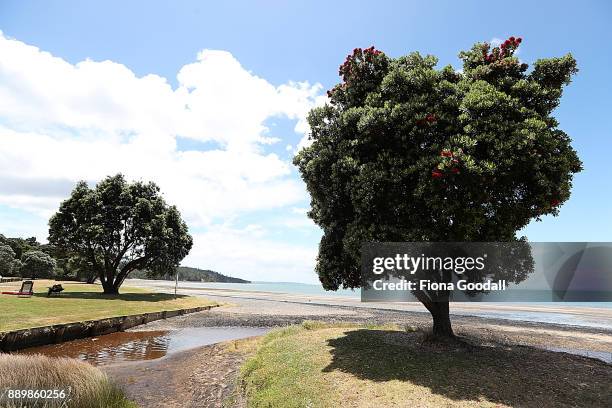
[431,170,443,179]
[551,199,560,207]
[441,149,452,157]
[425,113,437,123]
[509,36,515,42]
[516,37,522,44]
[451,167,460,174]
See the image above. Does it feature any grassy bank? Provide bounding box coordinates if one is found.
[0,280,215,332]
[240,322,611,408]
[0,354,135,408]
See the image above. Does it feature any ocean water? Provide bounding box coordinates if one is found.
[138,280,612,329]
[175,280,361,297]
[168,280,612,306]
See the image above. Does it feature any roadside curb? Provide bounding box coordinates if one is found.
[0,304,219,352]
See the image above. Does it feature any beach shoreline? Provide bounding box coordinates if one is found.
[125,279,612,359]
[105,292,611,408]
[95,280,612,407]
[126,279,612,330]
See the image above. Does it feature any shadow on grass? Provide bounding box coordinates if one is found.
[323,329,611,407]
[33,292,189,302]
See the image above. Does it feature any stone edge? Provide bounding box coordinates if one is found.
[0,304,219,352]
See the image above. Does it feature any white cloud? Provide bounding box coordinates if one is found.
[185,226,319,283]
[0,32,323,221]
[0,32,325,282]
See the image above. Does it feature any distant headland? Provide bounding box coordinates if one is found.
[130,266,250,283]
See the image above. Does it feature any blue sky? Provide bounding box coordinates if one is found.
[0,1,610,283]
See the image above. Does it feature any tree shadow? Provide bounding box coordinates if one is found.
[33,292,189,302]
[322,329,611,407]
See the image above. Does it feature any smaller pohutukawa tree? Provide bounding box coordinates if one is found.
[294,37,582,338]
[49,174,193,294]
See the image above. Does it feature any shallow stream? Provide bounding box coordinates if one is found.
[17,326,270,366]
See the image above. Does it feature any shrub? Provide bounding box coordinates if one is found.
[20,250,56,279]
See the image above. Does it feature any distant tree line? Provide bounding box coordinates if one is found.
[0,234,248,284]
[0,235,58,279]
[130,266,250,283]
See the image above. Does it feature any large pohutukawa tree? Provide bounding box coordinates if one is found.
[294,37,582,337]
[49,174,193,294]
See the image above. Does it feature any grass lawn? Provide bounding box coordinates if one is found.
[240,322,611,408]
[0,279,216,332]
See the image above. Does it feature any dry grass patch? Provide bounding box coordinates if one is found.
[240,322,612,408]
[0,353,135,407]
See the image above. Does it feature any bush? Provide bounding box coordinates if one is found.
[0,244,15,276]
[20,250,56,279]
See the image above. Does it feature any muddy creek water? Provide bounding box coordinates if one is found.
[17,327,270,366]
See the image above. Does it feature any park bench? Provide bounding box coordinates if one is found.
[1,280,34,297]
[47,284,64,297]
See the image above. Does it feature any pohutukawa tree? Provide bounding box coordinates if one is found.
[49,174,193,294]
[294,38,582,337]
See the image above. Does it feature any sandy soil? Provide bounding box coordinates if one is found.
[104,340,252,408]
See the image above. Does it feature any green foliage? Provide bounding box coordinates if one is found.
[0,234,96,281]
[39,244,98,282]
[0,234,40,260]
[48,174,193,294]
[21,250,57,279]
[11,259,22,275]
[0,244,16,276]
[294,39,582,291]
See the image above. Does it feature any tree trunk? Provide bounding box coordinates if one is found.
[112,280,123,294]
[431,301,454,338]
[100,274,119,295]
[413,290,455,339]
[102,283,119,294]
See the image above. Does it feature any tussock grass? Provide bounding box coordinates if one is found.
[0,354,135,408]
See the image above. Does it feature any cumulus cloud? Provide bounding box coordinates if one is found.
[0,32,325,282]
[185,226,318,283]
